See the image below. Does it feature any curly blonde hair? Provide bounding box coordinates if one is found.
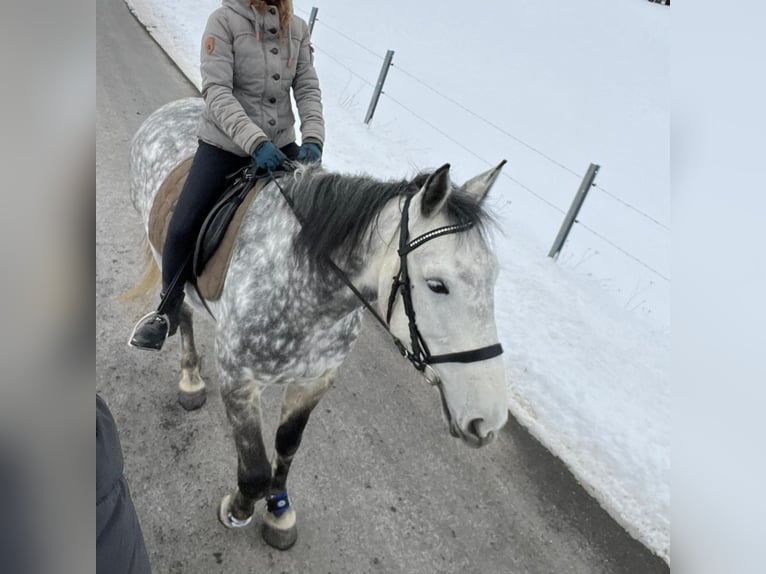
[250,0,293,32]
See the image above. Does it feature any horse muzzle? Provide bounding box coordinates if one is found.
[450,418,497,448]
[429,366,506,448]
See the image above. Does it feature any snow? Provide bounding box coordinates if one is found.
[121,0,669,562]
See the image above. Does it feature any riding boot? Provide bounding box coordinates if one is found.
[128,288,185,351]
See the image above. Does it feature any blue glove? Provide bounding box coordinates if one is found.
[252,141,287,172]
[296,142,322,163]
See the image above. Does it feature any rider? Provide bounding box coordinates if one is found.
[130,0,324,351]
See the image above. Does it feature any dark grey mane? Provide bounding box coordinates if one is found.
[282,166,491,272]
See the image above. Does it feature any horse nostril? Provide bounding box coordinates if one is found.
[468,418,487,439]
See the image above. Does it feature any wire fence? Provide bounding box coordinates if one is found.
[311,45,375,88]
[299,7,669,282]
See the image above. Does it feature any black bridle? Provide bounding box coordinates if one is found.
[268,169,503,385]
[383,192,504,374]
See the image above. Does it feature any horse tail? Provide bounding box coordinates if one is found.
[118,241,161,304]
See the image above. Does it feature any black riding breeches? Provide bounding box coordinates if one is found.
[161,140,299,295]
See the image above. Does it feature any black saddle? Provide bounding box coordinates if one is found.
[192,162,295,278]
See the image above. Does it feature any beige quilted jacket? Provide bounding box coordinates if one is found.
[197,0,324,156]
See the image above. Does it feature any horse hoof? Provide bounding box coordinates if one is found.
[262,523,297,550]
[218,494,253,529]
[262,507,297,550]
[178,388,206,411]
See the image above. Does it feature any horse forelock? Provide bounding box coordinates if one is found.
[284,167,492,272]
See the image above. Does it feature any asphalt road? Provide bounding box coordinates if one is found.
[96,0,669,572]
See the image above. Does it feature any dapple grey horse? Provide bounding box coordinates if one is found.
[128,97,508,549]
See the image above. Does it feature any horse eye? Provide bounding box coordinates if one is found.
[426,279,449,294]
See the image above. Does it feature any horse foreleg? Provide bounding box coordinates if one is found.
[262,369,336,550]
[176,302,207,410]
[218,380,272,528]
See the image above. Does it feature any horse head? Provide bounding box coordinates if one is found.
[378,162,509,448]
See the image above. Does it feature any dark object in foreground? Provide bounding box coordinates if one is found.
[97,395,152,574]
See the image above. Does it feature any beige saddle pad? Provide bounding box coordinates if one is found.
[148,157,266,301]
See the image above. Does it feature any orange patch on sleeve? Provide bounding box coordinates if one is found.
[205,36,215,55]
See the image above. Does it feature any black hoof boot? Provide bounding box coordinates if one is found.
[128,312,169,351]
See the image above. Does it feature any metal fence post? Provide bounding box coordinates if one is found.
[548,163,600,259]
[364,50,395,125]
[308,7,318,35]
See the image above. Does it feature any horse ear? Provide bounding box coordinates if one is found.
[419,163,452,217]
[462,160,507,202]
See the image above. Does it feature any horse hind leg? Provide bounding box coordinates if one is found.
[218,380,272,529]
[177,302,207,410]
[262,369,336,550]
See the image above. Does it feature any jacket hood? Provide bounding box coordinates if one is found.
[223,0,294,23]
[222,0,295,66]
[223,0,255,21]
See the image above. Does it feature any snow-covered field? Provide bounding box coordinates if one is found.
[122,0,670,561]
